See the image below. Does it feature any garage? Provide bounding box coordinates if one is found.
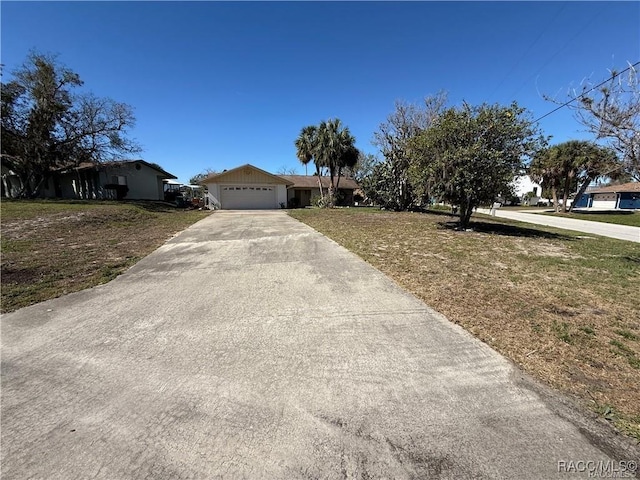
[592,193,617,209]
[200,164,292,210]
[220,185,276,209]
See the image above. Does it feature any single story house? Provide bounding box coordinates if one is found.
[1,163,23,198]
[200,164,360,209]
[49,160,176,201]
[279,175,360,208]
[2,159,177,201]
[573,182,640,210]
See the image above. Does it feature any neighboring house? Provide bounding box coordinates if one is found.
[279,175,360,208]
[2,159,177,200]
[47,160,177,201]
[511,175,543,205]
[1,164,23,198]
[573,182,640,210]
[200,164,360,210]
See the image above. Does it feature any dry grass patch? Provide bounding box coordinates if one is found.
[289,208,640,440]
[1,200,211,313]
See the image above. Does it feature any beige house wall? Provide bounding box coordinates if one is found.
[214,167,288,185]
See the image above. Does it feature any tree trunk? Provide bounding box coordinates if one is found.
[315,164,324,200]
[552,187,559,213]
[459,200,474,230]
[569,177,593,213]
[327,166,337,208]
[17,170,41,199]
[561,176,571,213]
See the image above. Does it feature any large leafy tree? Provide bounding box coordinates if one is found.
[409,102,546,229]
[372,92,448,210]
[345,151,379,183]
[189,168,219,185]
[529,140,620,213]
[294,119,359,207]
[545,63,640,180]
[1,52,139,197]
[361,160,404,210]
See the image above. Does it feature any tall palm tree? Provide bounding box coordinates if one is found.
[314,119,359,206]
[294,125,316,176]
[294,125,324,198]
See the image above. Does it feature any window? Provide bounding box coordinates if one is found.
[111,175,127,185]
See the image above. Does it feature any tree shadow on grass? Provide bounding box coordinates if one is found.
[126,200,182,213]
[437,219,577,241]
[417,208,459,218]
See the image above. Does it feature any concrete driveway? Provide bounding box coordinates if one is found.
[2,211,638,479]
[476,208,640,242]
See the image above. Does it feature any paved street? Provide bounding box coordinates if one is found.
[2,211,638,479]
[476,208,640,242]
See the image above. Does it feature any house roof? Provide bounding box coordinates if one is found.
[280,175,360,190]
[200,164,293,185]
[586,182,640,194]
[58,159,177,179]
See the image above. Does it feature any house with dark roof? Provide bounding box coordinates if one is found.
[573,182,640,210]
[280,175,360,208]
[2,159,177,200]
[39,160,177,201]
[199,164,360,209]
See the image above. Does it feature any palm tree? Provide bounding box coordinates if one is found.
[530,148,564,212]
[295,119,359,207]
[294,125,315,176]
[531,141,621,213]
[314,119,359,206]
[295,125,326,198]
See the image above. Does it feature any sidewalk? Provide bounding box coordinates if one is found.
[476,208,640,242]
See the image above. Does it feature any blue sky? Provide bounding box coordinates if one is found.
[2,1,639,184]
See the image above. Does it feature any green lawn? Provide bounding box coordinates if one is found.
[539,210,640,227]
[289,207,640,440]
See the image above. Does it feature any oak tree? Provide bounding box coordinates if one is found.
[1,52,139,197]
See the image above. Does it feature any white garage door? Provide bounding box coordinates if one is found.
[220,185,277,209]
[592,193,617,209]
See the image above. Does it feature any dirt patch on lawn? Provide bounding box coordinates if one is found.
[1,201,211,313]
[290,208,640,441]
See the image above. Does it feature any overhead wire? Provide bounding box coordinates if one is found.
[532,61,639,124]
[507,5,606,101]
[488,3,567,102]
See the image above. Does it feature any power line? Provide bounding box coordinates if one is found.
[488,3,567,102]
[533,61,640,124]
[507,5,606,101]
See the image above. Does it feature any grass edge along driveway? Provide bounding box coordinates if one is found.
[288,207,640,441]
[1,200,211,313]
